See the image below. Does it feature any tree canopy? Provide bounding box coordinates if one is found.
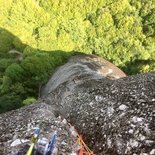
[0,0,154,112]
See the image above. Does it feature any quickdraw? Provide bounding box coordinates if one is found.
[15,128,56,155]
[15,118,95,155]
[26,128,40,155]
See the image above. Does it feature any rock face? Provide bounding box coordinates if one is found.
[0,55,155,155]
[0,103,78,155]
[41,55,126,96]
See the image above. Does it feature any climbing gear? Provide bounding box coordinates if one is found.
[26,143,35,155]
[26,128,40,155]
[15,118,95,155]
[46,131,57,155]
[24,129,57,155]
[36,131,57,155]
[35,138,49,155]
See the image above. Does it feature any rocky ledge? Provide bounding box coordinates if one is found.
[0,55,155,155]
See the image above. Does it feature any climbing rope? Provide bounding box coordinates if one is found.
[77,134,95,155]
[67,122,96,155]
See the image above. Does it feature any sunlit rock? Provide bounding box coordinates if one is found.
[0,55,154,155]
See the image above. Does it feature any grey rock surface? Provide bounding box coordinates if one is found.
[41,55,126,97]
[42,55,155,155]
[0,103,78,155]
[0,55,155,155]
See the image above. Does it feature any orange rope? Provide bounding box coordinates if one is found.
[62,120,96,155]
[77,134,96,155]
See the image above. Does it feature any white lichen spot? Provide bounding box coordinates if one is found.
[132,116,143,123]
[152,98,155,101]
[107,107,114,116]
[107,138,112,148]
[144,123,151,134]
[119,112,126,117]
[129,139,139,148]
[62,119,67,124]
[145,140,154,145]
[139,134,145,141]
[82,123,85,127]
[95,116,99,120]
[11,139,29,147]
[119,104,128,111]
[58,115,61,120]
[27,123,31,131]
[89,102,94,107]
[130,123,136,128]
[150,149,155,155]
[125,146,131,154]
[128,129,134,134]
[95,95,103,102]
[100,109,104,113]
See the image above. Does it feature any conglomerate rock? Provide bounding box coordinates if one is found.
[47,72,155,155]
[0,55,155,155]
[0,103,78,155]
[42,55,155,155]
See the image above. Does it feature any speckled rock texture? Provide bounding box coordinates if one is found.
[51,73,155,155]
[0,103,78,155]
[42,55,155,155]
[0,55,155,155]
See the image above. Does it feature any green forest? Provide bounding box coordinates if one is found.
[0,0,155,113]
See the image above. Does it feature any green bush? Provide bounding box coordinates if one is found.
[23,97,37,106]
[0,58,14,72]
[5,63,24,81]
[0,94,23,113]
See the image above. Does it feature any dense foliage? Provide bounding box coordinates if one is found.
[0,0,154,113]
